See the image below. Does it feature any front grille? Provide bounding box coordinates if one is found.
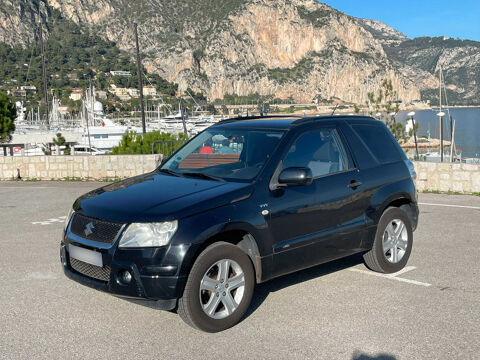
[70,213,123,244]
[70,257,111,282]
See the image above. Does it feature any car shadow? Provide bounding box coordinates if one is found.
[243,253,364,319]
[125,253,366,317]
[352,353,397,360]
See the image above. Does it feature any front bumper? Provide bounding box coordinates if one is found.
[61,229,190,307]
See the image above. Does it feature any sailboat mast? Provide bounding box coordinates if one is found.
[439,66,443,162]
[133,21,146,134]
[38,20,49,127]
[84,96,92,155]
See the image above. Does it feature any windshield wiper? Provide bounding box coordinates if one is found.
[182,172,225,182]
[158,169,184,177]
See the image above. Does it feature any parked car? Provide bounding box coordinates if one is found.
[61,115,419,332]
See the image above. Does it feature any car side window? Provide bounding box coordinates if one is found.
[282,129,350,177]
[351,124,403,164]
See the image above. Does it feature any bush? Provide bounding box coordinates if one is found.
[111,131,187,155]
[0,92,16,143]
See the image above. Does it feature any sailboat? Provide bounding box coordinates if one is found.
[77,86,148,152]
[423,66,461,163]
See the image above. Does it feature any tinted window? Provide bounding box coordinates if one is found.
[352,124,402,164]
[162,128,284,181]
[282,129,350,177]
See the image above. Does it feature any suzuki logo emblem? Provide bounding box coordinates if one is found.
[84,222,95,237]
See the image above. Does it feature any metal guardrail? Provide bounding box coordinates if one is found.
[152,140,187,156]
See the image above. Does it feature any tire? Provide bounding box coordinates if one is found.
[363,207,413,274]
[177,242,255,332]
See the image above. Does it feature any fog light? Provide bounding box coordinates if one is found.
[60,245,67,266]
[119,270,132,284]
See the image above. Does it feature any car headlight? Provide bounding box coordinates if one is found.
[64,208,74,231]
[119,221,178,248]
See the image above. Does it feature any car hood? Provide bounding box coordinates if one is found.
[74,171,253,223]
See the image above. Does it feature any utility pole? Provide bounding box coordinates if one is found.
[179,97,188,137]
[133,21,146,134]
[439,66,443,162]
[38,21,49,127]
[413,118,419,160]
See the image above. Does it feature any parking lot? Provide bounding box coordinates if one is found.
[0,181,479,360]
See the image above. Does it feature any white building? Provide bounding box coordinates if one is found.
[127,88,140,98]
[110,70,132,77]
[69,88,83,101]
[143,85,157,96]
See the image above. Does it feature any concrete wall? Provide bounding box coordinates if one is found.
[0,155,162,180]
[413,161,480,194]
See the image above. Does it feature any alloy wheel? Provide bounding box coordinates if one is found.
[199,259,245,319]
[382,219,408,264]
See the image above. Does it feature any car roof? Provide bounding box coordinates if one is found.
[212,115,378,130]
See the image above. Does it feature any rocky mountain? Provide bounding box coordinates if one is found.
[0,0,478,105]
[0,0,46,46]
[384,37,480,105]
[357,18,408,46]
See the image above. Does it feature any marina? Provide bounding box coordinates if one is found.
[397,108,480,163]
[6,88,221,156]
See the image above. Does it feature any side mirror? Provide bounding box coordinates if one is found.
[278,167,313,187]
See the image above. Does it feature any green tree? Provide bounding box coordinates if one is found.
[366,80,404,142]
[111,131,187,155]
[53,132,66,155]
[0,92,16,143]
[221,105,229,115]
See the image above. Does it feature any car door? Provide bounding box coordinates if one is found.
[267,125,367,278]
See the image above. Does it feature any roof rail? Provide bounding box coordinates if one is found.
[291,115,375,125]
[216,115,301,124]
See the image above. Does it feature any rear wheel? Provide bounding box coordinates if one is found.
[177,242,255,332]
[363,207,413,273]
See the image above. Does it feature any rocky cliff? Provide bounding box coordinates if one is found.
[384,37,480,105]
[0,0,477,105]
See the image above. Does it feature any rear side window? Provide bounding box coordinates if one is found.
[282,129,350,177]
[351,124,402,164]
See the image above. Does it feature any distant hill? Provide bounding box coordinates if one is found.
[0,0,478,106]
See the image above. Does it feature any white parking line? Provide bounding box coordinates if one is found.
[419,202,480,210]
[0,187,51,189]
[32,216,66,226]
[348,266,432,287]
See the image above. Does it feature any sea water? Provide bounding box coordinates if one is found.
[396,108,480,158]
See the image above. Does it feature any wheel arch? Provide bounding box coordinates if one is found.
[369,178,418,230]
[186,228,263,284]
[380,196,418,231]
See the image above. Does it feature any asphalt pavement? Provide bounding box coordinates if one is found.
[0,181,479,360]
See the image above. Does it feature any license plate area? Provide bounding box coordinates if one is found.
[69,244,103,267]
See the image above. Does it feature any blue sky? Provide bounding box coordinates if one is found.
[321,0,480,41]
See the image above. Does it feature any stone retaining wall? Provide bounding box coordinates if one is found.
[413,161,480,194]
[0,155,162,180]
[1,156,479,194]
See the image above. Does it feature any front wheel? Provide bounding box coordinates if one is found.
[177,242,255,332]
[363,207,413,273]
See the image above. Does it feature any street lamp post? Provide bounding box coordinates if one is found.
[437,111,445,162]
[408,111,419,160]
[389,112,397,125]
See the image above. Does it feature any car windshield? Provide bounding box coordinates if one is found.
[160,128,285,182]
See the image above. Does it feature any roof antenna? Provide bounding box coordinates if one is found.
[331,104,338,115]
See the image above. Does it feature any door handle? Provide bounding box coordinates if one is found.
[347,180,362,189]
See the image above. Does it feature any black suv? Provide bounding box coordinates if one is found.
[61,116,419,332]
